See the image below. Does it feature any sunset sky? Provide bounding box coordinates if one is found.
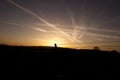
[0,0,120,51]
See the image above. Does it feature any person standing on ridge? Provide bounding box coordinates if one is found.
[54,43,57,48]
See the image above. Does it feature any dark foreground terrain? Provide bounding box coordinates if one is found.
[0,45,120,79]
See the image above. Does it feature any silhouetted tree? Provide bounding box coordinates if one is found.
[111,50,118,53]
[93,46,100,51]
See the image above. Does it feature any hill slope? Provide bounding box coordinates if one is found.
[0,45,120,79]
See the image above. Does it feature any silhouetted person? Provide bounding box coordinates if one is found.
[54,43,57,48]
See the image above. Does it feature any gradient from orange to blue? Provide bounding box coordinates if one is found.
[0,0,120,51]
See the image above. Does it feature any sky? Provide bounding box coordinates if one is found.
[0,0,120,51]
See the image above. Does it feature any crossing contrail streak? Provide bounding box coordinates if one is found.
[8,0,82,43]
[78,27,87,39]
[67,8,78,42]
[71,0,87,43]
[78,25,91,40]
[67,8,76,29]
[66,4,82,42]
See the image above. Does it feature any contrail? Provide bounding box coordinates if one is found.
[0,21,33,29]
[66,7,86,43]
[33,27,47,33]
[78,24,92,41]
[78,26,87,39]
[1,21,39,31]
[72,0,87,43]
[84,31,120,40]
[88,27,120,34]
[8,0,82,43]
[67,8,76,29]
[67,8,78,43]
[0,21,21,26]
[35,23,61,27]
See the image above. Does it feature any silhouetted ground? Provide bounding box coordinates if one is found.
[0,45,120,79]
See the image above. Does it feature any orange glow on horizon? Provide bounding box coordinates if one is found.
[42,37,66,47]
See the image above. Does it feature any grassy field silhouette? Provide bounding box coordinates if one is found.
[0,44,120,79]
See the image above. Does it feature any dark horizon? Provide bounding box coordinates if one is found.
[0,43,120,53]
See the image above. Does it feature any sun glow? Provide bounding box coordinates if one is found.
[44,37,66,47]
